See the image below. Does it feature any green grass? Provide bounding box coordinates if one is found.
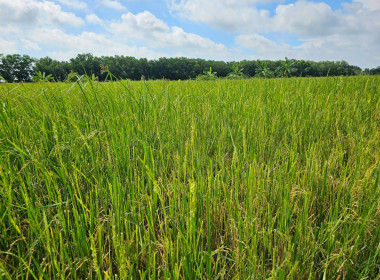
[0,76,379,279]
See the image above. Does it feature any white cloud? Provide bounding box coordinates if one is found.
[86,14,103,25]
[0,0,379,69]
[29,28,163,60]
[353,0,380,11]
[100,0,126,11]
[0,25,39,53]
[0,1,84,55]
[110,11,227,57]
[0,38,18,54]
[168,0,271,33]
[169,0,379,38]
[170,0,380,68]
[112,11,169,35]
[236,34,291,57]
[21,39,41,51]
[0,0,84,27]
[56,0,87,10]
[235,31,380,68]
[169,0,344,36]
[273,1,341,36]
[0,25,22,37]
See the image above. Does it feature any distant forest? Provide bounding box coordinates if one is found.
[1,53,380,82]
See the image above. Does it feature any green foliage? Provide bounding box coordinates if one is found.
[227,64,245,79]
[276,57,297,77]
[197,67,218,80]
[34,56,71,81]
[256,61,273,78]
[32,71,55,83]
[0,77,379,279]
[364,66,380,75]
[0,54,34,82]
[64,70,81,82]
[0,53,379,83]
[70,53,101,78]
[90,73,99,82]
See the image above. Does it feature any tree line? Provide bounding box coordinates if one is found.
[1,53,379,83]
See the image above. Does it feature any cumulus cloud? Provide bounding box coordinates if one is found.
[110,11,227,56]
[55,0,87,10]
[21,39,41,51]
[0,0,84,55]
[168,0,271,33]
[273,1,341,36]
[236,31,380,68]
[169,0,379,39]
[236,34,293,59]
[112,11,169,35]
[100,0,126,11]
[0,38,18,54]
[353,0,380,11]
[169,0,346,36]
[0,0,378,68]
[86,14,103,25]
[28,28,163,60]
[0,25,38,54]
[0,0,84,27]
[169,0,380,67]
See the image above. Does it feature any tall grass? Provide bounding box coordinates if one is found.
[0,76,379,279]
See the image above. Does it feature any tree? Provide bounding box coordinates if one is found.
[197,67,217,80]
[256,61,273,78]
[0,53,374,82]
[0,54,34,82]
[34,57,71,82]
[70,53,100,78]
[239,60,259,77]
[293,60,312,77]
[0,54,12,82]
[369,66,380,75]
[209,60,230,77]
[276,57,296,78]
[227,64,244,79]
[32,71,54,82]
[65,71,81,83]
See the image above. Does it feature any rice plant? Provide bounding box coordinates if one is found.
[0,76,379,279]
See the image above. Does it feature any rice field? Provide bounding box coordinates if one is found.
[0,76,379,279]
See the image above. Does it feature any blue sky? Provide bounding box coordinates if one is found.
[0,0,379,68]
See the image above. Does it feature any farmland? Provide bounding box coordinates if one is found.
[0,76,379,279]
